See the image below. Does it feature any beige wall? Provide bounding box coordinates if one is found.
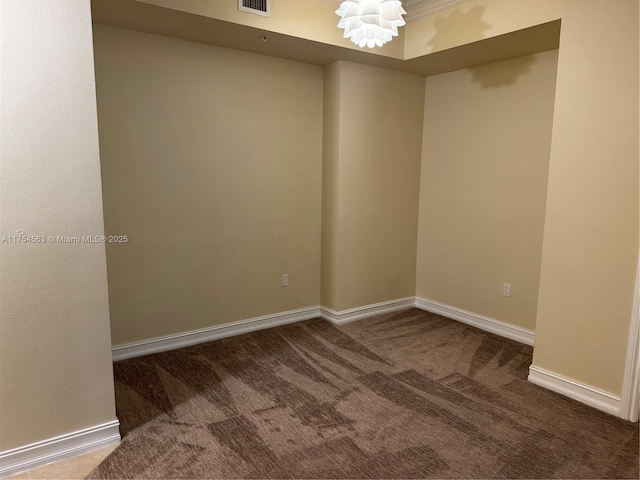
[532,2,638,395]
[410,0,639,395]
[0,0,117,450]
[320,62,342,309]
[416,50,559,332]
[134,0,405,59]
[1,0,635,460]
[321,61,425,312]
[93,25,323,347]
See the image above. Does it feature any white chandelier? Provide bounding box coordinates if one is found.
[335,0,407,49]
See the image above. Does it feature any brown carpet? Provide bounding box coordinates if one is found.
[87,308,639,479]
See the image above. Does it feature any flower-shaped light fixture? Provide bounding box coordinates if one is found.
[336,0,407,48]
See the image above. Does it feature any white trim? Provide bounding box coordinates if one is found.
[112,306,321,361]
[404,0,470,23]
[0,420,120,478]
[320,297,416,325]
[619,255,640,421]
[528,365,621,417]
[415,297,535,346]
[112,297,534,360]
[237,0,271,18]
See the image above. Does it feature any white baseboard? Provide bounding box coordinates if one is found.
[619,255,640,422]
[528,365,621,416]
[112,306,322,361]
[113,299,417,362]
[3,295,631,478]
[0,420,120,478]
[320,297,416,325]
[415,297,535,346]
[113,297,533,361]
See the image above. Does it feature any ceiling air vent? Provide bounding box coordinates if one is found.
[238,0,271,17]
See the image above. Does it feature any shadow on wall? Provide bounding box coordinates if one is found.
[428,4,536,88]
[427,5,491,53]
[471,54,537,88]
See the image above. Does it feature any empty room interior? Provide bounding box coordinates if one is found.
[1,0,639,478]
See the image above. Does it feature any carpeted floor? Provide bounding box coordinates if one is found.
[87,308,639,479]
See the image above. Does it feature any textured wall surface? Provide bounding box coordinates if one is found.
[417,50,558,332]
[321,61,425,312]
[93,26,323,346]
[321,62,342,309]
[409,0,639,395]
[0,0,117,451]
[2,1,636,460]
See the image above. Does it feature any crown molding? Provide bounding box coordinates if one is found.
[403,0,470,22]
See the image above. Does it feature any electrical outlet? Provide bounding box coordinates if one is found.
[282,274,289,287]
[503,283,511,298]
